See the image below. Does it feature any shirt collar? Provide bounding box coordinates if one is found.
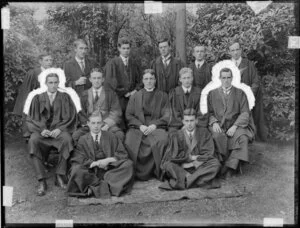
[144,87,155,92]
[232,57,242,66]
[47,91,57,97]
[182,86,191,93]
[120,55,128,62]
[186,129,195,136]
[91,131,102,142]
[75,56,85,63]
[222,85,232,93]
[162,54,171,61]
[41,66,46,72]
[195,60,205,66]
[93,87,102,94]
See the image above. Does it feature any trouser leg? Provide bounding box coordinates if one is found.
[31,155,46,181]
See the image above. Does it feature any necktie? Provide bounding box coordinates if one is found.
[189,132,193,143]
[235,60,239,67]
[163,57,169,68]
[80,60,85,72]
[94,91,99,102]
[197,63,201,69]
[124,58,128,66]
[95,134,99,149]
[49,94,55,106]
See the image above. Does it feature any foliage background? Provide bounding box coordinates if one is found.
[3,2,296,141]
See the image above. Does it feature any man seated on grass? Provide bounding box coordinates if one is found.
[67,112,134,198]
[72,68,124,144]
[159,109,221,190]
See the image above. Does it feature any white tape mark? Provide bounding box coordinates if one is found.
[2,186,13,207]
[1,7,10,30]
[56,220,73,227]
[263,218,284,227]
[144,1,163,14]
[288,36,300,49]
[246,1,272,14]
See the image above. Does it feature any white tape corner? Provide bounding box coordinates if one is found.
[55,219,74,228]
[2,186,13,207]
[288,36,300,49]
[263,217,284,227]
[144,1,163,14]
[1,7,10,30]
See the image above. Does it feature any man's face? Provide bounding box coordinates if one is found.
[143,73,156,90]
[75,43,88,59]
[193,46,205,61]
[87,116,103,134]
[220,71,233,89]
[229,43,242,60]
[179,72,193,89]
[182,115,197,132]
[46,76,59,93]
[89,72,104,89]
[39,55,53,69]
[158,41,171,57]
[118,44,130,58]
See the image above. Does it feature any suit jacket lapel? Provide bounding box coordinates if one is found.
[87,133,96,160]
[177,87,185,112]
[238,58,248,78]
[137,90,145,124]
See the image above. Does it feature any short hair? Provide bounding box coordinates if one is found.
[179,67,193,77]
[183,108,197,117]
[193,45,206,52]
[228,40,241,49]
[118,38,131,47]
[158,37,171,46]
[90,68,104,78]
[74,39,88,48]
[38,51,52,61]
[219,68,232,78]
[45,73,59,82]
[88,110,103,121]
[143,69,156,78]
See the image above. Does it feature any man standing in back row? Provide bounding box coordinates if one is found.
[151,38,185,93]
[228,41,267,141]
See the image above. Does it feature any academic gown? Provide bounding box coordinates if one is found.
[150,56,185,93]
[207,87,255,166]
[238,58,267,141]
[26,91,77,160]
[125,88,171,180]
[67,131,134,198]
[103,56,142,112]
[72,86,124,142]
[159,127,220,190]
[169,86,208,130]
[63,57,95,95]
[188,61,212,90]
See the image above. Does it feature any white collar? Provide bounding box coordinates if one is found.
[162,54,171,61]
[91,131,102,142]
[41,66,46,72]
[144,87,155,92]
[120,55,129,61]
[222,85,233,92]
[75,56,85,63]
[232,57,242,66]
[182,86,191,93]
[47,91,57,97]
[195,60,205,66]
[186,129,195,136]
[92,87,102,94]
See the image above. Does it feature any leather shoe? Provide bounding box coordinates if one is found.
[37,180,47,196]
[55,175,67,189]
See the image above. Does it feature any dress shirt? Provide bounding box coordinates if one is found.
[162,54,171,66]
[144,87,155,92]
[47,91,57,104]
[232,57,242,67]
[91,131,102,144]
[120,55,129,66]
[195,60,205,69]
[186,129,195,143]
[222,86,232,95]
[93,87,103,100]
[75,56,85,71]
[41,67,46,72]
[182,86,191,94]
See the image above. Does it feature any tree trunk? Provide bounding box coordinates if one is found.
[175,3,186,64]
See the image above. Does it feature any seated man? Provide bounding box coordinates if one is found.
[169,67,206,132]
[160,109,220,190]
[125,69,170,181]
[206,66,255,179]
[67,112,134,198]
[72,68,124,144]
[24,70,79,196]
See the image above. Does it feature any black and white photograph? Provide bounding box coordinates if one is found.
[1,1,298,226]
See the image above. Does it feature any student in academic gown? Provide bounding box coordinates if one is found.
[72,68,124,143]
[160,109,221,190]
[67,112,134,198]
[125,69,171,181]
[229,41,267,141]
[150,37,185,93]
[13,52,53,137]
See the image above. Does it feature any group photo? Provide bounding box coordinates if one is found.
[2,2,297,226]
